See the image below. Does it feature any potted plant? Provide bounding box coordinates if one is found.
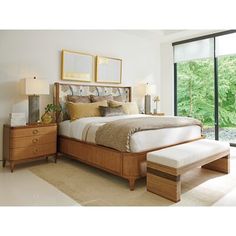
[41,104,61,124]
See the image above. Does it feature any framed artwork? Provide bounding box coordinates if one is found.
[96,56,122,84]
[61,50,94,82]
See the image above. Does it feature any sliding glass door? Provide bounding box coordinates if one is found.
[176,59,214,139]
[174,31,236,145]
[216,33,236,143]
[218,55,236,143]
[174,38,215,139]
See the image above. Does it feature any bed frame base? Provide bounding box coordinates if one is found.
[58,136,147,190]
[58,135,202,190]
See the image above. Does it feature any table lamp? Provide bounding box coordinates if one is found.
[21,77,49,124]
[144,83,155,114]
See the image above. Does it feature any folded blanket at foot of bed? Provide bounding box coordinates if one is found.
[95,116,202,152]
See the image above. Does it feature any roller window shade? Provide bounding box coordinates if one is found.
[174,38,214,63]
[216,33,236,57]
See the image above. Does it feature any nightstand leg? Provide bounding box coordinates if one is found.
[10,162,15,173]
[46,156,49,162]
[2,159,6,168]
[54,153,58,163]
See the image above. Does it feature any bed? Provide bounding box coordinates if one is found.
[54,82,202,190]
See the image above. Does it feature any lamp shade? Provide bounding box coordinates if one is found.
[145,83,156,95]
[20,78,49,95]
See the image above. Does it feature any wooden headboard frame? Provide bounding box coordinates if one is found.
[53,82,132,122]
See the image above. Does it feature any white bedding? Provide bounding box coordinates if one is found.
[59,114,202,152]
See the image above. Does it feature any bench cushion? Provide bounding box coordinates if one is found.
[147,139,230,168]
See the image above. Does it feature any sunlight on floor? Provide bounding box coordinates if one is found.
[213,147,236,206]
[0,166,79,206]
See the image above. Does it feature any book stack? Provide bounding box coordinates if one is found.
[9,113,26,126]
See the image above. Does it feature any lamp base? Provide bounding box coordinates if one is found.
[28,95,40,124]
[145,95,151,114]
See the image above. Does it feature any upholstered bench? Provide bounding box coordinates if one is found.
[146,139,230,202]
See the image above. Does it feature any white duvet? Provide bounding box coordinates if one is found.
[59,114,202,152]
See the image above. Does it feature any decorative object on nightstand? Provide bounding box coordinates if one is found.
[2,123,57,172]
[153,96,160,114]
[20,77,49,124]
[9,113,26,126]
[41,104,61,124]
[144,83,156,114]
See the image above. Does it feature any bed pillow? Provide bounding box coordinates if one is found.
[108,100,122,107]
[108,101,139,115]
[99,105,125,117]
[67,95,91,103]
[67,100,108,120]
[90,94,113,102]
[113,95,124,102]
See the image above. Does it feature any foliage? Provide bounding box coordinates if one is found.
[177,56,236,127]
[44,104,61,113]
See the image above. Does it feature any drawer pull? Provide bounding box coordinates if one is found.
[33,129,39,134]
[33,149,39,153]
[32,138,39,143]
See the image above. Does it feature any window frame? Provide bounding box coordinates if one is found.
[173,30,236,146]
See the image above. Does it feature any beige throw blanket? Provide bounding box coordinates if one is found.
[95,116,202,152]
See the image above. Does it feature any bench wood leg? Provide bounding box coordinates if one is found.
[147,171,181,202]
[202,155,230,174]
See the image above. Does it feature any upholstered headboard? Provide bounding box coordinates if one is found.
[53,82,131,122]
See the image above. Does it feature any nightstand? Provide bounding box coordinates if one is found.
[3,123,57,172]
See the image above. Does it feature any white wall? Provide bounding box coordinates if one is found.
[0,30,161,159]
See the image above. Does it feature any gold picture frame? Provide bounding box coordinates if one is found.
[61,50,94,82]
[96,56,122,84]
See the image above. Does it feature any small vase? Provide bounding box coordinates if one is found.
[41,112,53,124]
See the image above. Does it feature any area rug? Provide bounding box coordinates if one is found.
[29,150,236,206]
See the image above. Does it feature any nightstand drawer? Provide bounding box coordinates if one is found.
[10,143,56,160]
[10,126,57,138]
[10,134,56,148]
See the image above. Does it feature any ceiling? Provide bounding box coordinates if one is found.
[119,30,222,43]
[162,30,185,35]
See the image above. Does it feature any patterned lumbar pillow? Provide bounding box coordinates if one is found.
[99,105,125,117]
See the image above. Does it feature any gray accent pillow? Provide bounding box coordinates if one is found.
[99,105,125,117]
[113,95,124,102]
[67,95,91,103]
[90,94,113,102]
